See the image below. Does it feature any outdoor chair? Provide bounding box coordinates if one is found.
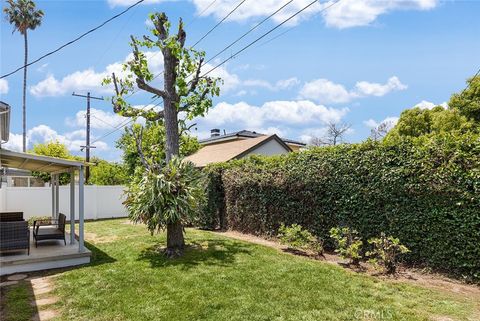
[0,212,30,255]
[33,213,67,247]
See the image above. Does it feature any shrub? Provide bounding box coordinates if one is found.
[278,223,323,257]
[27,216,51,227]
[199,133,480,282]
[330,227,363,265]
[366,233,410,274]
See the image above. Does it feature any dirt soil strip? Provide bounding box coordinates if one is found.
[212,230,480,301]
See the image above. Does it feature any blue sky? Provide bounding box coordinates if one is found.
[1,0,479,161]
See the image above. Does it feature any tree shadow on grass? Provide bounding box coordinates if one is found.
[137,238,252,270]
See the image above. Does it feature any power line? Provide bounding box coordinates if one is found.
[100,0,342,141]
[132,0,341,129]
[72,92,103,183]
[202,0,342,78]
[90,100,163,144]
[90,113,117,129]
[204,0,294,65]
[255,0,337,49]
[1,0,145,79]
[124,0,244,99]
[191,0,248,48]
[186,0,219,26]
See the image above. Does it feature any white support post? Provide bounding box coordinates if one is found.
[55,174,60,219]
[78,166,85,252]
[70,170,75,245]
[51,174,55,217]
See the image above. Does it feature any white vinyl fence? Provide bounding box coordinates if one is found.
[0,185,128,220]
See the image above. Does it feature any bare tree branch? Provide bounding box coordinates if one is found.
[370,120,394,141]
[309,122,351,146]
[129,35,168,99]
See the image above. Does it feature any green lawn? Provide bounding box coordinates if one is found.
[4,218,479,321]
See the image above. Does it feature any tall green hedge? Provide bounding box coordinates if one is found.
[200,134,480,281]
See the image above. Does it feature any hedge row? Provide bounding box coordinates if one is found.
[199,134,480,281]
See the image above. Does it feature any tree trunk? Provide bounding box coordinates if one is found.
[22,32,28,152]
[163,36,182,254]
[166,221,184,255]
[163,100,180,162]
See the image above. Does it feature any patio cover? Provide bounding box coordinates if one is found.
[0,148,87,252]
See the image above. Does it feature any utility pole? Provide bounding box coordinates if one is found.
[72,92,103,184]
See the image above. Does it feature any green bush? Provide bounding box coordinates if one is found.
[330,227,363,265]
[366,232,410,274]
[199,133,480,282]
[278,223,323,256]
[27,216,51,227]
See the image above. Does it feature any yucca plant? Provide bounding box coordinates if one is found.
[124,157,205,256]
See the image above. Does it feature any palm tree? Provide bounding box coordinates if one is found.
[4,0,44,152]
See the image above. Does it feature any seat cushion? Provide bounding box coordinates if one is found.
[36,226,63,236]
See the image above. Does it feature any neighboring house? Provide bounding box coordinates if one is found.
[199,129,306,151]
[185,129,306,167]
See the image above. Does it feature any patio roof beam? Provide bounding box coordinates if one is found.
[35,162,55,172]
[18,158,29,169]
[50,168,76,175]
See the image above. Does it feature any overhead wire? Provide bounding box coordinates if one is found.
[202,0,342,78]
[1,0,146,79]
[97,0,342,142]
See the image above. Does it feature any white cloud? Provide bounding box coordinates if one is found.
[109,0,438,29]
[3,126,109,153]
[28,125,109,152]
[363,116,399,129]
[354,76,407,97]
[202,62,241,92]
[145,18,154,28]
[299,76,407,104]
[414,100,448,110]
[30,51,164,97]
[323,0,438,29]
[66,108,128,129]
[243,77,300,91]
[36,63,49,73]
[198,100,348,129]
[299,79,352,104]
[0,79,9,94]
[2,132,23,151]
[189,0,438,29]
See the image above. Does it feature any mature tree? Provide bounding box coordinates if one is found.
[30,141,73,185]
[309,122,351,146]
[104,12,220,255]
[116,122,200,176]
[385,106,476,143]
[3,0,44,152]
[449,75,480,122]
[89,157,128,186]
